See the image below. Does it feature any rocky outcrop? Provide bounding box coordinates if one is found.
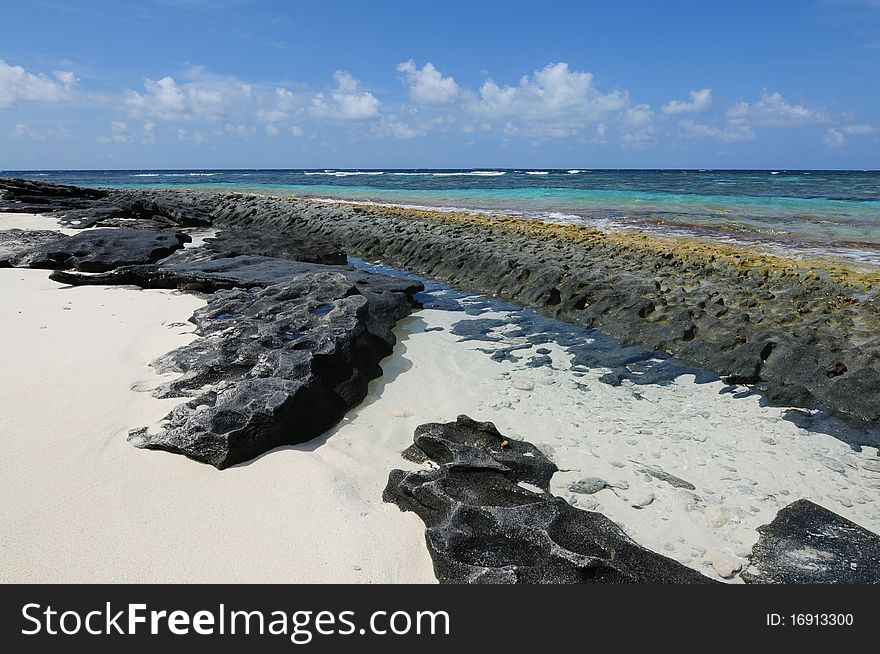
[742,499,880,584]
[387,417,880,584]
[0,177,107,215]
[199,228,346,266]
[4,178,879,433]
[60,185,871,434]
[384,416,715,583]
[0,229,67,267]
[130,269,420,468]
[12,227,190,272]
[0,177,210,228]
[267,203,880,433]
[1,178,425,467]
[50,252,423,334]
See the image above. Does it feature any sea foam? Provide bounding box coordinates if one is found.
[303,171,385,177]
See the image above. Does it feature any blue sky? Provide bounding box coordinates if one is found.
[1,0,879,169]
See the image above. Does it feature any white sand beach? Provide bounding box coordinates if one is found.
[2,213,879,583]
[0,214,434,583]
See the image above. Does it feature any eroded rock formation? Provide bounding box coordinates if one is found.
[7,179,871,431]
[130,270,419,468]
[742,499,880,584]
[384,415,715,583]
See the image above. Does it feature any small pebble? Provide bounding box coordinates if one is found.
[709,552,742,579]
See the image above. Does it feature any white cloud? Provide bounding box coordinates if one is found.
[680,119,755,142]
[823,124,878,148]
[176,128,207,144]
[224,122,255,137]
[677,90,829,145]
[727,91,828,127]
[0,59,78,109]
[622,126,656,148]
[256,87,300,124]
[125,72,252,121]
[823,128,846,148]
[840,124,878,135]
[98,121,133,144]
[621,105,656,147]
[290,126,304,137]
[471,62,628,138]
[311,71,380,120]
[379,117,423,139]
[142,121,156,144]
[624,103,654,128]
[662,88,712,114]
[397,59,459,104]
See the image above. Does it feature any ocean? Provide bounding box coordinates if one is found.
[5,168,880,265]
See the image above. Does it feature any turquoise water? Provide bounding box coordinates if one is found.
[5,168,880,264]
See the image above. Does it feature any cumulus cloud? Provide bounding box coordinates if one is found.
[176,128,207,144]
[622,126,656,148]
[256,87,300,124]
[840,124,878,135]
[677,90,832,144]
[98,121,133,144]
[311,71,380,120]
[397,59,459,104]
[679,119,755,142]
[620,104,656,146]
[470,62,628,138]
[661,88,712,114]
[0,59,78,109]
[823,128,846,148]
[379,117,423,139]
[224,123,256,137]
[8,59,874,154]
[727,91,828,126]
[823,124,878,148]
[256,87,305,137]
[624,104,654,128]
[125,72,252,121]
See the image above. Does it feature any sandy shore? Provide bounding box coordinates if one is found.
[0,214,433,583]
[406,307,880,580]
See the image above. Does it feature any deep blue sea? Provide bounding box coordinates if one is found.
[5,168,880,265]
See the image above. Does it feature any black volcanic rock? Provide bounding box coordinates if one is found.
[0,177,211,228]
[742,499,880,584]
[0,177,107,215]
[49,255,329,292]
[384,416,714,584]
[0,229,67,267]
[49,252,422,305]
[201,229,347,265]
[13,227,190,272]
[129,270,421,468]
[6,178,880,436]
